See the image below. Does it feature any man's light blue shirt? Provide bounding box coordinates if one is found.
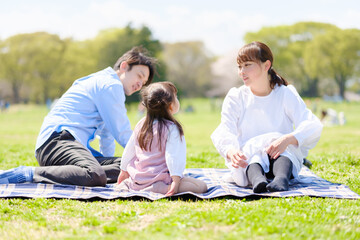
[35,67,132,157]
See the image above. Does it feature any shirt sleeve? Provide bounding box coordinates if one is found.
[98,127,116,157]
[211,88,243,159]
[120,132,136,171]
[94,83,133,149]
[165,124,186,177]
[284,85,323,154]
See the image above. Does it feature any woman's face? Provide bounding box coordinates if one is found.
[238,61,263,86]
[237,60,267,87]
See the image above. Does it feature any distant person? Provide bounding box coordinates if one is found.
[185,105,194,113]
[46,98,52,110]
[321,108,346,126]
[211,41,323,193]
[0,100,8,112]
[0,46,157,186]
[117,82,207,195]
[338,111,346,125]
[4,102,10,111]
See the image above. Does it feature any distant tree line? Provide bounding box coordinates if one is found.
[0,22,359,103]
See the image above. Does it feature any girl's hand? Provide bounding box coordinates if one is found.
[117,170,130,184]
[227,148,248,168]
[266,134,298,159]
[165,176,180,196]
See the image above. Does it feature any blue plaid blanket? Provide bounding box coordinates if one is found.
[0,167,358,200]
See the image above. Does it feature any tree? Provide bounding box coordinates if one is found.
[0,34,34,103]
[55,39,98,97]
[244,22,338,97]
[304,28,360,98]
[162,41,213,97]
[26,33,68,103]
[0,25,164,103]
[0,32,68,103]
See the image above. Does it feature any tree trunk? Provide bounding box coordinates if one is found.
[339,76,346,100]
[11,81,20,103]
[335,74,346,100]
[43,79,50,104]
[302,77,319,97]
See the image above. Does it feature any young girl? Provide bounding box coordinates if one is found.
[116,82,207,196]
[211,41,323,193]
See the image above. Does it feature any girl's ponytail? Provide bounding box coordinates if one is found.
[138,82,183,152]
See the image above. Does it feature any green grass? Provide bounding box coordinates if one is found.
[0,99,359,240]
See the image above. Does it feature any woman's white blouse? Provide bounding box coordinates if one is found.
[211,84,323,177]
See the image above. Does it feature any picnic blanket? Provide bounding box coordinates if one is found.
[0,167,358,200]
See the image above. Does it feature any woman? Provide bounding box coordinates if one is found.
[211,41,322,193]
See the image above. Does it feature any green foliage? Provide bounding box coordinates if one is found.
[0,100,359,239]
[0,25,165,104]
[0,32,69,103]
[246,22,360,98]
[245,22,339,97]
[304,28,360,98]
[1,21,359,103]
[57,39,99,93]
[94,24,162,69]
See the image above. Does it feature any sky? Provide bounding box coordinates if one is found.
[1,0,360,55]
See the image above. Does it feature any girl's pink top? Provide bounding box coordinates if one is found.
[126,119,173,190]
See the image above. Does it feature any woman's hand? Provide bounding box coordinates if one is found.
[266,134,298,159]
[165,176,180,196]
[117,170,130,184]
[226,148,248,168]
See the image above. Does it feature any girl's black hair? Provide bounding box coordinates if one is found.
[138,81,183,151]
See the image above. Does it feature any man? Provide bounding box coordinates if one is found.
[0,46,157,186]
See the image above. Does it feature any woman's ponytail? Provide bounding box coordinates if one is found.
[268,67,288,89]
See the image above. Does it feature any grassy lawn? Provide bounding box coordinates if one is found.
[0,99,359,240]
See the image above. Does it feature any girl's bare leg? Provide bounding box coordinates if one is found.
[178,177,207,193]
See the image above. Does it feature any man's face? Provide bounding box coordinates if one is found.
[118,62,150,96]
